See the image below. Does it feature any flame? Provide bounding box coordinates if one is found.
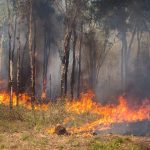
[41,79,47,99]
[41,91,46,99]
[0,92,48,110]
[65,91,150,134]
[0,90,150,134]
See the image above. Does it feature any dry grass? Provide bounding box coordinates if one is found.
[0,131,149,150]
[0,104,150,150]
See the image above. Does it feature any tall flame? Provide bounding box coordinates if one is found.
[0,90,150,134]
[66,91,150,133]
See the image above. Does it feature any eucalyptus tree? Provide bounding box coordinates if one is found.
[54,0,90,98]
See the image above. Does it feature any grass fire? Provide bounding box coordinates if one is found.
[0,0,150,149]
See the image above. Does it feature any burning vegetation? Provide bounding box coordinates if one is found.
[0,0,150,149]
[46,91,150,135]
[1,89,149,135]
[0,92,48,110]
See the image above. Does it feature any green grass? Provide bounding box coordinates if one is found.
[21,133,30,141]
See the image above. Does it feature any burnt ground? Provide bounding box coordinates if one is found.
[96,121,150,136]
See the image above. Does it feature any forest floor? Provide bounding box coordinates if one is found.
[0,106,150,150]
[1,118,150,149]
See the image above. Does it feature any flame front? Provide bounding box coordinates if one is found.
[0,92,48,110]
[66,91,150,133]
[0,90,150,134]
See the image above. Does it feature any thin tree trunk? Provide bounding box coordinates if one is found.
[126,26,136,79]
[90,40,96,90]
[61,30,72,98]
[42,27,47,100]
[120,29,127,89]
[16,19,21,107]
[7,0,14,110]
[77,24,83,98]
[64,31,72,96]
[28,0,34,110]
[33,19,36,105]
[121,43,124,88]
[42,25,51,100]
[136,31,142,71]
[0,34,3,78]
[127,26,136,60]
[71,28,77,99]
[49,74,51,99]
[7,0,12,110]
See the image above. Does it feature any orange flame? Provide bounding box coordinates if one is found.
[66,91,150,133]
[0,92,48,110]
[41,91,46,99]
[1,90,149,134]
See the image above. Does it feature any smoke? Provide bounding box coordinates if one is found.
[1,0,150,103]
[126,40,150,100]
[90,0,150,104]
[0,0,63,98]
[96,121,150,136]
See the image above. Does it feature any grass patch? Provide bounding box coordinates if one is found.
[0,100,99,133]
[88,136,141,150]
[38,137,49,145]
[0,144,5,149]
[21,133,30,141]
[0,104,149,150]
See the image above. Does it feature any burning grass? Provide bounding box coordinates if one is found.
[0,90,150,135]
[0,91,150,149]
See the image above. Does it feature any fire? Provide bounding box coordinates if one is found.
[41,91,46,99]
[65,91,150,134]
[0,92,48,110]
[0,90,150,134]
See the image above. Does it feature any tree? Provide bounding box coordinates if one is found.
[7,0,17,110]
[28,0,35,109]
[92,0,150,91]
[70,26,77,99]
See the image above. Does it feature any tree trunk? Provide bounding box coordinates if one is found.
[7,0,12,110]
[61,30,72,98]
[71,29,77,99]
[77,24,83,98]
[126,26,136,79]
[120,29,127,90]
[136,31,142,71]
[121,42,124,88]
[42,25,51,100]
[49,74,51,99]
[7,0,16,110]
[28,0,35,110]
[42,27,47,100]
[16,19,21,107]
[33,19,36,105]
[0,34,4,78]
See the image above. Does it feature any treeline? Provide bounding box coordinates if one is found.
[1,0,150,109]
